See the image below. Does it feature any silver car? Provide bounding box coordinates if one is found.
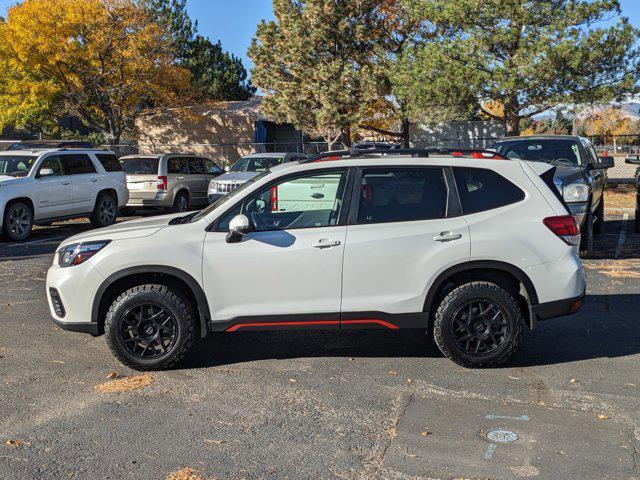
[122,154,223,213]
[207,152,308,203]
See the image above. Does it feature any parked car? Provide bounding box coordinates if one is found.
[120,154,223,213]
[492,135,614,257]
[0,149,128,241]
[624,155,640,232]
[47,148,585,371]
[8,139,94,151]
[207,152,307,203]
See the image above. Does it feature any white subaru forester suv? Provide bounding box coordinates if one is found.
[46,148,586,370]
[0,149,128,241]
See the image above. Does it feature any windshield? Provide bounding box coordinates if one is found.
[0,155,38,177]
[230,156,284,172]
[121,157,159,175]
[493,139,582,166]
[190,171,270,223]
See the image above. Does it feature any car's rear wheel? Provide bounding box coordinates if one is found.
[171,191,189,213]
[579,208,594,259]
[104,284,197,371]
[2,201,33,241]
[90,192,118,228]
[593,197,604,235]
[433,281,523,368]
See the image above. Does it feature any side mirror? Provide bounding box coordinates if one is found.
[597,156,615,169]
[224,166,231,172]
[38,168,54,177]
[226,214,253,243]
[625,155,640,165]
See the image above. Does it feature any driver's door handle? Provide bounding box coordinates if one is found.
[433,232,463,242]
[312,239,341,248]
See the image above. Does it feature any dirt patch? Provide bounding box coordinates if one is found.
[600,269,640,279]
[605,184,636,210]
[166,467,205,480]
[94,374,154,393]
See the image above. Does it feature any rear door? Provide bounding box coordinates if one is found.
[187,157,208,205]
[340,166,470,322]
[33,155,73,218]
[59,153,100,214]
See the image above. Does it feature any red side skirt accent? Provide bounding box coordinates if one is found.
[226,319,399,332]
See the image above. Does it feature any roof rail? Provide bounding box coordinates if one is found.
[303,147,507,163]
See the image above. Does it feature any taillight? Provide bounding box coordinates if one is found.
[543,215,580,246]
[157,176,168,190]
[270,186,278,212]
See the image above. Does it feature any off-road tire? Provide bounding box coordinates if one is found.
[90,192,118,228]
[2,201,33,241]
[104,284,197,371]
[579,208,594,259]
[433,281,523,368]
[593,198,604,235]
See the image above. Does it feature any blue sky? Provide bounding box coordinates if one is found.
[0,0,637,73]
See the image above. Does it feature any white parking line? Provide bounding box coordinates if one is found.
[614,213,629,259]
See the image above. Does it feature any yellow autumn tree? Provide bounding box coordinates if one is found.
[0,0,191,144]
[583,107,633,151]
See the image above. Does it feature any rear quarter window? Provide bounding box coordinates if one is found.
[95,153,122,172]
[453,167,524,214]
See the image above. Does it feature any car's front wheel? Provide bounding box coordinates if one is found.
[104,284,197,371]
[2,201,33,241]
[433,281,523,368]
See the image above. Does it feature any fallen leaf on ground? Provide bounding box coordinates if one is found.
[289,378,297,383]
[421,431,431,436]
[165,467,205,480]
[570,378,577,384]
[387,370,398,376]
[106,372,119,379]
[47,360,65,364]
[94,374,154,393]
[204,439,224,445]
[507,375,520,380]
[5,439,25,447]
[597,414,610,420]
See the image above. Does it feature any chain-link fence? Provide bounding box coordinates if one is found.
[588,135,639,183]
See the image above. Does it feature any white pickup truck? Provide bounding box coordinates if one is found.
[0,149,129,241]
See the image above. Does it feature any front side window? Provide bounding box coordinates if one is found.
[0,155,37,177]
[37,156,63,177]
[453,167,525,214]
[493,139,582,166]
[217,170,348,231]
[230,156,284,173]
[60,154,96,175]
[356,167,448,224]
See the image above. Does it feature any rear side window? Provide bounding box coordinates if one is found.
[168,157,188,174]
[453,167,524,214]
[356,167,448,224]
[122,157,159,175]
[60,154,96,175]
[95,153,122,172]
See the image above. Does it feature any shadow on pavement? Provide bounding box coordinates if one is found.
[180,294,640,370]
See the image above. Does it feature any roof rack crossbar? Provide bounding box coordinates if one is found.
[304,147,506,163]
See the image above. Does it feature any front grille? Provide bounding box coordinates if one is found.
[49,288,66,318]
[213,182,242,194]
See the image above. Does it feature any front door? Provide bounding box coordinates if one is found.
[341,166,470,322]
[33,155,73,219]
[203,169,350,329]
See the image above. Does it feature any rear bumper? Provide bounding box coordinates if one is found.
[126,191,173,208]
[531,290,586,322]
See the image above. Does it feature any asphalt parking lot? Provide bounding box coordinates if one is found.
[0,211,639,480]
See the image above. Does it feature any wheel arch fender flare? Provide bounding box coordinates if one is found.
[92,265,211,338]
[423,260,539,319]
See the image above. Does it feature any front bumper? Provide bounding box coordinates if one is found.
[52,318,100,336]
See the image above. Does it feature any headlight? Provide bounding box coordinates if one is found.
[57,241,110,267]
[562,182,589,203]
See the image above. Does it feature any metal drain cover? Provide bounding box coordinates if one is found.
[486,429,519,443]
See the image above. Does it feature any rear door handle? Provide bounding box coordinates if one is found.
[433,232,463,242]
[61,181,71,186]
[312,239,341,248]
[90,178,98,183]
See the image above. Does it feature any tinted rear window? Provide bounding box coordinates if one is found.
[453,167,524,214]
[493,139,582,166]
[60,154,96,175]
[122,157,159,175]
[95,153,122,172]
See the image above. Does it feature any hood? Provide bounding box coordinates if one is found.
[214,171,259,182]
[59,212,188,247]
[0,175,21,185]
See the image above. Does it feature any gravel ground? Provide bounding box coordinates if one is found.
[0,212,638,480]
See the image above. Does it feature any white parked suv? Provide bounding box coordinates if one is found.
[46,148,586,370]
[0,149,128,241]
